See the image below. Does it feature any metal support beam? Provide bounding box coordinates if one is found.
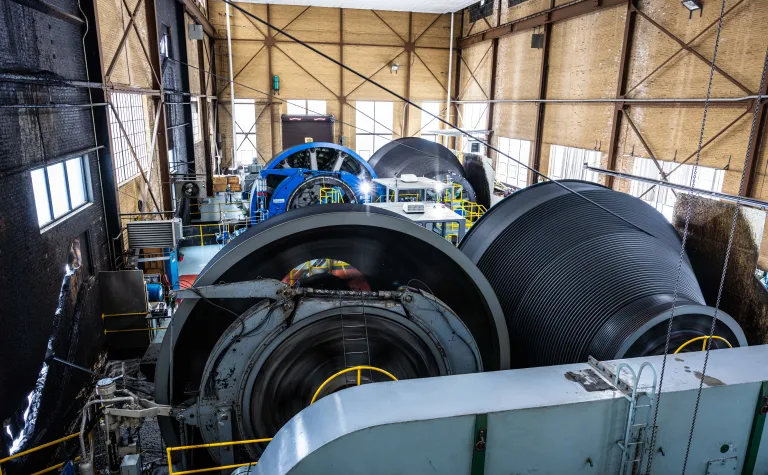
[267,4,277,156]
[82,0,121,264]
[225,0,237,167]
[632,6,752,96]
[404,12,413,136]
[7,0,84,25]
[530,2,553,186]
[339,9,344,144]
[586,164,768,210]
[458,0,626,48]
[198,38,214,196]
[451,10,464,150]
[108,102,161,211]
[486,37,499,163]
[144,0,173,210]
[743,80,768,197]
[178,0,214,37]
[606,1,635,189]
[105,0,145,81]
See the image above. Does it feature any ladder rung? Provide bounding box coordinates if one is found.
[343,324,366,328]
[631,423,646,427]
[344,337,368,341]
[635,404,651,408]
[345,351,368,355]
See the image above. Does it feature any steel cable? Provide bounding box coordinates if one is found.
[681,44,768,474]
[645,0,727,471]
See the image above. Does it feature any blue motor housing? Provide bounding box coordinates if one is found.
[250,142,376,221]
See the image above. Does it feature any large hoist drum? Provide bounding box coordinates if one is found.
[460,180,747,368]
[156,205,508,464]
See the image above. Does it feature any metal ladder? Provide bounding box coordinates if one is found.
[614,362,658,475]
[339,298,372,386]
[589,357,658,475]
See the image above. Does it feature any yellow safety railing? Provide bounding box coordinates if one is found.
[674,335,733,354]
[287,259,350,285]
[166,438,272,475]
[319,187,343,204]
[0,432,80,475]
[310,366,397,404]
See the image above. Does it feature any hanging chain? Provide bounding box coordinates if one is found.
[681,44,768,473]
[644,0,728,471]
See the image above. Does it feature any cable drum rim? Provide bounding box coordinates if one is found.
[156,204,509,447]
[459,180,747,368]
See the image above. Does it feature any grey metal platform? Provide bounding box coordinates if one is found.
[256,345,768,475]
[366,202,467,240]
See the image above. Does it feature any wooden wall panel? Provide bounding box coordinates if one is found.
[458,0,768,263]
[98,0,131,84]
[410,48,450,100]
[493,32,540,142]
[210,2,452,167]
[542,9,624,151]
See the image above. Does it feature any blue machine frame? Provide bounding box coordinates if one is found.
[249,142,376,221]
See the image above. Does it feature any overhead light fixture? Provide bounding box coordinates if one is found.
[681,0,702,19]
[390,63,400,74]
[681,0,701,11]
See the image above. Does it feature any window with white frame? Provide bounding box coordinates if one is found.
[460,103,488,153]
[31,156,90,228]
[420,102,442,142]
[286,99,327,115]
[629,157,725,222]
[496,137,532,189]
[191,98,201,143]
[108,93,150,184]
[355,101,394,160]
[548,145,601,183]
[234,99,257,165]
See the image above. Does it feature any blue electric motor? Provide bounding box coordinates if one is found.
[249,142,376,221]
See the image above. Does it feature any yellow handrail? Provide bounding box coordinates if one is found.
[310,365,397,404]
[674,335,733,354]
[29,457,81,475]
[0,432,80,475]
[166,438,272,475]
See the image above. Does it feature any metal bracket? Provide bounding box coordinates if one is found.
[217,407,235,466]
[470,414,488,475]
[103,399,173,419]
[175,278,293,300]
[588,356,633,395]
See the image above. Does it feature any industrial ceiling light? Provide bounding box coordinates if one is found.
[390,63,400,74]
[681,0,701,11]
[681,0,703,19]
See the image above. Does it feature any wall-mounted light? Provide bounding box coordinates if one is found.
[681,0,701,11]
[681,0,702,19]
